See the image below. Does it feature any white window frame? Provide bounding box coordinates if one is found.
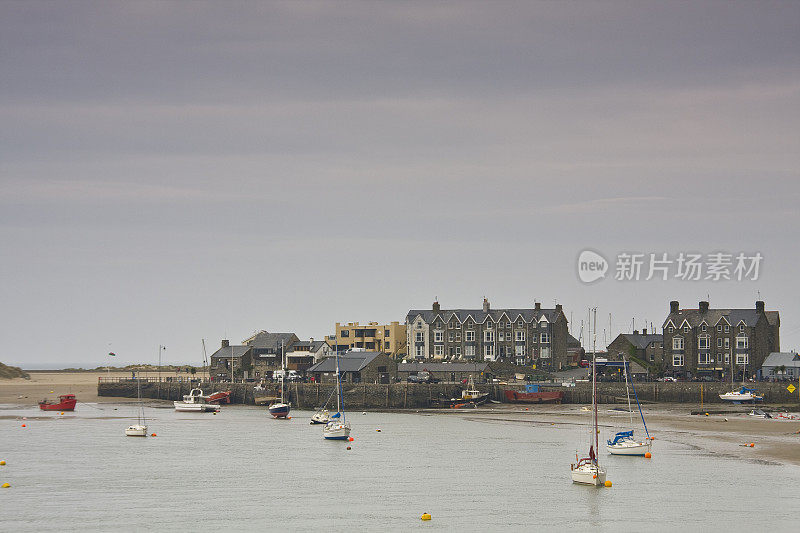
[540,332,550,343]
[484,330,494,343]
[434,345,444,356]
[415,332,424,342]
[736,336,749,349]
[673,354,684,367]
[484,344,494,358]
[465,331,475,342]
[434,330,443,343]
[698,335,709,350]
[673,336,684,350]
[698,352,712,365]
[515,344,525,356]
[717,338,723,348]
[415,345,424,357]
[498,332,505,342]
[485,320,493,329]
[736,353,749,365]
[540,346,551,359]
[724,338,730,349]
[724,325,730,333]
[455,346,461,356]
[465,345,475,357]
[515,331,525,342]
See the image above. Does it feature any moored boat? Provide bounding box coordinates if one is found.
[607,355,652,456]
[310,409,330,424]
[323,347,351,440]
[504,384,564,404]
[174,388,221,412]
[39,394,77,411]
[205,391,232,404]
[719,386,763,403]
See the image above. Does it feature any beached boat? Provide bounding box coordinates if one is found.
[126,373,148,437]
[174,388,221,412]
[503,384,564,404]
[310,409,330,424]
[719,386,763,403]
[571,308,607,486]
[607,355,651,456]
[205,390,232,404]
[39,394,77,411]
[323,349,351,440]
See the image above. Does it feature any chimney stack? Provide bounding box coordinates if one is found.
[535,302,541,310]
[221,339,229,348]
[432,300,441,312]
[482,298,490,313]
[756,300,765,313]
[670,301,679,314]
[633,330,639,335]
[555,304,563,312]
[643,328,647,335]
[699,301,709,313]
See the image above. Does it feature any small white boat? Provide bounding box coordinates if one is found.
[310,409,330,425]
[126,371,148,437]
[323,347,351,440]
[174,388,221,412]
[571,461,607,486]
[606,431,652,455]
[125,424,148,437]
[719,386,763,403]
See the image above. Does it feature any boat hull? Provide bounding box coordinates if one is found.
[39,398,77,411]
[205,391,232,404]
[125,425,148,437]
[174,402,220,412]
[323,423,351,440]
[504,389,564,404]
[607,441,651,456]
[571,464,607,485]
[269,403,291,418]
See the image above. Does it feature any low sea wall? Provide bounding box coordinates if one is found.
[97,380,800,408]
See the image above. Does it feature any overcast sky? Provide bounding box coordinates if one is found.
[2,1,799,368]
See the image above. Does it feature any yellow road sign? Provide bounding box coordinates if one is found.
[788,384,796,394]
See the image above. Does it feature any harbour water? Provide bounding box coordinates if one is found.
[2,403,799,531]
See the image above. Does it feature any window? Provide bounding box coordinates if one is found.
[540,321,548,330]
[455,346,461,356]
[484,330,494,343]
[540,332,550,343]
[517,320,524,328]
[485,320,493,329]
[498,332,505,342]
[683,326,689,333]
[341,330,350,337]
[701,324,707,332]
[448,332,454,342]
[532,322,538,329]
[698,335,709,349]
[724,338,730,349]
[669,326,674,334]
[415,345,424,357]
[736,353,749,365]
[505,321,511,329]
[456,322,461,329]
[717,324,722,332]
[415,332,424,342]
[465,331,475,342]
[385,329,390,337]
[673,354,684,366]
[456,332,461,341]
[736,336,749,349]
[465,345,476,357]
[740,324,746,332]
[717,338,723,348]
[434,345,444,356]
[515,331,525,342]
[649,352,655,362]
[673,336,684,350]
[484,344,494,358]
[724,325,730,333]
[724,352,730,364]
[434,330,443,343]
[540,346,551,359]
[515,344,525,356]
[466,321,474,330]
[698,353,711,365]
[416,322,423,329]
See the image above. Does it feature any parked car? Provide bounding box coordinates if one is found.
[658,376,677,382]
[273,369,302,382]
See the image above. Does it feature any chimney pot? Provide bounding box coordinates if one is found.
[699,301,709,313]
[756,300,765,313]
[555,304,562,312]
[634,330,639,335]
[535,302,541,310]
[432,300,441,312]
[221,339,229,348]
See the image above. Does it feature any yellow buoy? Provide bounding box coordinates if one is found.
[645,452,652,459]
[421,513,432,521]
[0,460,6,466]
[50,391,54,393]
[604,480,612,487]
[704,412,709,416]
[376,429,381,432]
[60,412,64,415]
[2,483,9,488]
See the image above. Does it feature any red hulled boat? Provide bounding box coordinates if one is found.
[39,394,77,411]
[205,391,231,404]
[503,387,563,404]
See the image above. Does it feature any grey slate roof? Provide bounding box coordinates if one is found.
[307,352,382,373]
[397,362,489,373]
[243,331,298,350]
[567,334,581,347]
[209,345,251,359]
[762,352,800,368]
[621,333,662,350]
[406,307,561,325]
[663,307,778,329]
[289,339,327,352]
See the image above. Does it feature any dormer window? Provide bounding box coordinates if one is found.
[725,325,730,333]
[717,324,722,332]
[485,320,493,329]
[669,326,674,334]
[701,324,707,332]
[683,326,689,333]
[739,324,746,332]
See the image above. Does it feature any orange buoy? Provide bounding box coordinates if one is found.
[287,416,292,420]
[348,437,354,442]
[376,429,381,432]
[645,452,652,458]
[21,424,26,428]
[593,474,597,479]
[60,412,64,415]
[0,460,6,466]
[604,480,612,487]
[750,443,755,447]
[151,433,157,437]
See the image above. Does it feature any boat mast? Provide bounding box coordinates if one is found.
[335,342,341,414]
[622,355,633,428]
[592,307,598,466]
[281,340,285,404]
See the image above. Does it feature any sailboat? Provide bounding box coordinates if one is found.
[125,371,148,437]
[269,341,291,418]
[571,308,607,486]
[607,356,651,455]
[322,348,351,440]
[719,356,762,403]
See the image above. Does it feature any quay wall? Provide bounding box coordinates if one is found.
[97,381,800,408]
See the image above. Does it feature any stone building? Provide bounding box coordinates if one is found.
[404,299,570,371]
[209,340,253,382]
[607,329,663,368]
[662,300,780,380]
[397,362,490,383]
[307,351,397,384]
[243,330,300,379]
[285,339,330,372]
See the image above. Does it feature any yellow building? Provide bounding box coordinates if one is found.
[332,321,406,358]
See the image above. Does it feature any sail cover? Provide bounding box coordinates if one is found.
[607,430,634,446]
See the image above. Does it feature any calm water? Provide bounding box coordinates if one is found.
[1,403,798,531]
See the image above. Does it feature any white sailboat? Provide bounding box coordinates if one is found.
[719,357,763,403]
[269,341,291,418]
[571,308,607,486]
[607,355,651,455]
[323,347,351,440]
[125,371,148,437]
[174,388,221,412]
